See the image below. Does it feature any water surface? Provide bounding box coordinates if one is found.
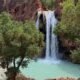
[21,60,80,80]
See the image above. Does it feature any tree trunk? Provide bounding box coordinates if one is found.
[12,72,17,80]
[13,58,16,68]
[8,72,17,80]
[17,56,24,70]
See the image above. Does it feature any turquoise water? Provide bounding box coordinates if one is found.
[21,60,80,80]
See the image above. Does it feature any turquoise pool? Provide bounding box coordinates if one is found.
[21,60,80,80]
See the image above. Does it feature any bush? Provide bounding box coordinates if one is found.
[70,48,80,64]
[55,0,80,41]
[54,0,80,62]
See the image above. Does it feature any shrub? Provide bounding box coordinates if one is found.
[54,0,80,62]
[70,48,80,64]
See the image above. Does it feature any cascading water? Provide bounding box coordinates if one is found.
[36,13,40,29]
[44,11,58,60]
[51,12,59,60]
[36,11,43,29]
[36,10,60,63]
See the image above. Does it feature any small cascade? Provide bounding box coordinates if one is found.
[36,15,39,29]
[36,11,44,29]
[36,10,60,63]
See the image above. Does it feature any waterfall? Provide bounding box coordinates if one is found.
[36,10,60,63]
[44,11,51,59]
[51,11,58,60]
[44,11,58,60]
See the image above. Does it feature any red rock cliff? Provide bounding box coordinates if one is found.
[0,0,63,21]
[0,0,43,21]
[55,0,63,20]
[10,0,43,21]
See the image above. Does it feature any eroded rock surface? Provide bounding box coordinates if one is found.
[0,0,43,21]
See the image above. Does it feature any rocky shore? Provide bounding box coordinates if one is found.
[16,73,35,80]
[47,77,77,80]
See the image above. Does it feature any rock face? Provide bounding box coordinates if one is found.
[0,0,63,21]
[55,0,63,20]
[0,0,43,21]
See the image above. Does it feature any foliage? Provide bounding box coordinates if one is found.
[0,12,44,80]
[54,0,80,63]
[55,0,80,41]
[40,0,55,9]
[70,39,80,63]
[56,0,80,40]
[70,48,80,63]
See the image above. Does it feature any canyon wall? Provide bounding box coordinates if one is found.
[0,0,63,21]
[0,0,43,21]
[55,0,63,20]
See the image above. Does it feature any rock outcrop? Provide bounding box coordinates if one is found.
[0,0,63,21]
[55,0,63,20]
[10,0,43,21]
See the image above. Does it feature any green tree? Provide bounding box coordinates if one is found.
[54,0,80,63]
[40,0,55,9]
[0,12,44,80]
[55,0,80,41]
